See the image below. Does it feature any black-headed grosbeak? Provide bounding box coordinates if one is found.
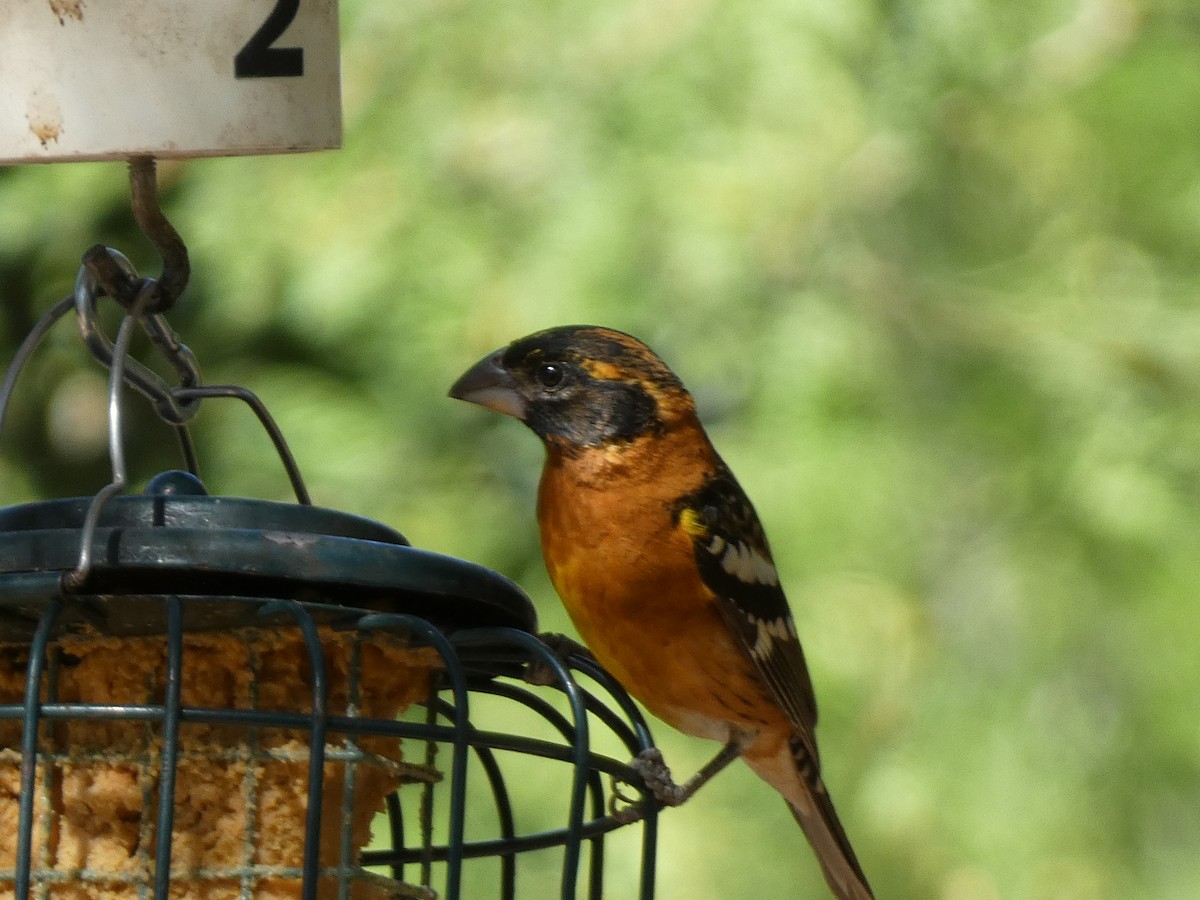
[450,325,873,900]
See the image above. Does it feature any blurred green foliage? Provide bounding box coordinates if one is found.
[4,0,1200,897]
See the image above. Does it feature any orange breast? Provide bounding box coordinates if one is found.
[536,429,781,741]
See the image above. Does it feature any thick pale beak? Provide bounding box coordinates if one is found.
[448,350,529,420]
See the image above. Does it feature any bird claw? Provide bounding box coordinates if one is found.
[606,747,687,824]
[628,747,687,807]
[608,777,646,824]
[523,632,594,686]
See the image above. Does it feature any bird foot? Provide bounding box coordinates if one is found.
[608,748,680,824]
[628,747,687,807]
[607,778,647,825]
[523,632,594,686]
[610,741,741,823]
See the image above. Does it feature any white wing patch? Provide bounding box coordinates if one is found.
[749,615,797,660]
[717,538,780,586]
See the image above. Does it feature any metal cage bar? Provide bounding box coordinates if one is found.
[151,595,184,899]
[13,596,61,900]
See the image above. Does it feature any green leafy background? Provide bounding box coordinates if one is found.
[3,0,1199,897]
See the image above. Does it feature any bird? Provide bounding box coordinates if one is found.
[449,325,874,900]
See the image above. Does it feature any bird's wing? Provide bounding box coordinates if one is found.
[674,463,820,746]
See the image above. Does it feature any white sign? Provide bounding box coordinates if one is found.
[0,1,342,163]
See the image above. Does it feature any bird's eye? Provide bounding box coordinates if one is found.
[535,362,566,390]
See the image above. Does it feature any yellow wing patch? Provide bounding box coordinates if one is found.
[679,503,781,588]
[678,506,709,540]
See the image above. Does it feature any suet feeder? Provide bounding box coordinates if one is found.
[0,168,661,899]
[0,5,660,893]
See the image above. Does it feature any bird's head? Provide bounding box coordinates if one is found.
[449,325,695,450]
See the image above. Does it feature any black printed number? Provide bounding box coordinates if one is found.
[235,0,304,78]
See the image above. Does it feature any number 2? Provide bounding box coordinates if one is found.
[235,0,304,79]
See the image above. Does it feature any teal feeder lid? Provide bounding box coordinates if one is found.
[0,470,536,642]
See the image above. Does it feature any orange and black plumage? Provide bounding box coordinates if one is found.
[450,325,873,900]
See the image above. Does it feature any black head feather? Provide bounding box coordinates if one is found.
[451,325,692,450]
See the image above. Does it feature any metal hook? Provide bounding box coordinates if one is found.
[4,162,315,523]
[129,156,190,313]
[74,253,202,424]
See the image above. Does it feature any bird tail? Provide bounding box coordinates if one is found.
[786,779,874,900]
[745,739,874,900]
